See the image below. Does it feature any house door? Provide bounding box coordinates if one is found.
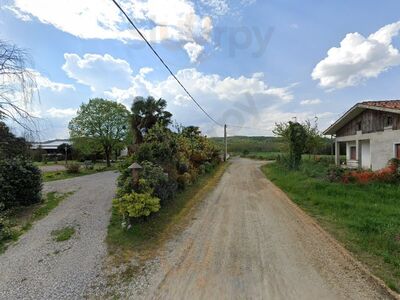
[396,144,400,159]
[360,140,371,169]
[350,146,357,160]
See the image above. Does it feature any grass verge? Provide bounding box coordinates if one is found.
[52,226,75,242]
[107,162,229,264]
[42,166,116,182]
[0,191,74,253]
[262,162,400,293]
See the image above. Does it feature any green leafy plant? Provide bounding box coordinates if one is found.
[113,192,160,221]
[0,157,42,209]
[0,216,13,243]
[274,121,307,169]
[52,226,75,242]
[65,163,81,173]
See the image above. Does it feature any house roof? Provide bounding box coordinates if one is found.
[360,100,400,110]
[323,100,400,135]
[30,139,71,150]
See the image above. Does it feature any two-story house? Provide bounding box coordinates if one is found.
[324,100,400,171]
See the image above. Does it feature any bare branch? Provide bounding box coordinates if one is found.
[0,39,39,132]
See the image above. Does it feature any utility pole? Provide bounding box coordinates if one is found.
[224,124,227,162]
[65,144,68,165]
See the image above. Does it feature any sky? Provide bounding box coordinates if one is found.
[1,0,400,140]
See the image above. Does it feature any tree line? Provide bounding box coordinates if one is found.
[68,96,221,224]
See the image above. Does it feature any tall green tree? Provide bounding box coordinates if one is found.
[131,96,172,144]
[303,119,325,159]
[274,121,307,169]
[68,98,129,167]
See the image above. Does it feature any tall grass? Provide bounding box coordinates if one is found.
[262,162,400,292]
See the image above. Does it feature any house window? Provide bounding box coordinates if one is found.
[396,144,400,159]
[356,121,362,131]
[350,146,357,160]
[385,116,393,128]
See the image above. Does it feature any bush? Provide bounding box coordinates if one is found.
[326,166,345,182]
[95,165,107,172]
[340,159,400,184]
[0,158,42,209]
[113,192,160,220]
[65,163,81,173]
[177,172,192,189]
[0,216,13,242]
[242,149,250,156]
[204,162,214,173]
[84,160,94,170]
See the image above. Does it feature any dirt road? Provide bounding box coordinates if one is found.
[0,171,118,299]
[135,158,393,300]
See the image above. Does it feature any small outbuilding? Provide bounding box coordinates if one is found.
[324,100,400,171]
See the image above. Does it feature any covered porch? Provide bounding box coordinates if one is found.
[334,138,371,170]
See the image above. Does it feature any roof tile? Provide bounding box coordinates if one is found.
[361,100,400,110]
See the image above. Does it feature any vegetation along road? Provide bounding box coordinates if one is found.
[0,159,396,299]
[0,171,118,299]
[132,158,394,300]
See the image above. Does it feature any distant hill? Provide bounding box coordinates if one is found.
[210,136,284,154]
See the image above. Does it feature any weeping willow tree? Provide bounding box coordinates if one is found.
[0,40,38,132]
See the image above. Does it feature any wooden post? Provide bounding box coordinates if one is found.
[356,139,361,168]
[335,140,340,166]
[224,124,227,162]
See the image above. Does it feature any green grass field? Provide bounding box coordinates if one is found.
[262,161,400,292]
[34,160,79,167]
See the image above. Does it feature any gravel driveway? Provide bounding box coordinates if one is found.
[114,158,395,299]
[38,164,66,172]
[0,171,118,300]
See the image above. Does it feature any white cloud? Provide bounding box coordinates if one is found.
[300,98,321,106]
[200,0,229,16]
[61,51,299,135]
[4,5,32,21]
[139,67,153,76]
[8,0,213,62]
[240,0,257,5]
[30,70,75,92]
[62,53,133,91]
[105,66,295,134]
[46,107,77,118]
[184,42,205,63]
[312,21,400,90]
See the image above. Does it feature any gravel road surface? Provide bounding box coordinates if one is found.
[0,171,118,300]
[123,158,394,300]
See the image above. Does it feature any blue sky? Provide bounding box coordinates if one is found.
[1,0,400,139]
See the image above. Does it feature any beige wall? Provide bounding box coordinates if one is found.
[337,128,400,170]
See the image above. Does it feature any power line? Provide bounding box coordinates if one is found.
[226,111,336,132]
[111,0,223,127]
[226,124,271,132]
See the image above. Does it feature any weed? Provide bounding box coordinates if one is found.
[51,226,75,242]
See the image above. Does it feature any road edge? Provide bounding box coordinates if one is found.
[259,164,400,300]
